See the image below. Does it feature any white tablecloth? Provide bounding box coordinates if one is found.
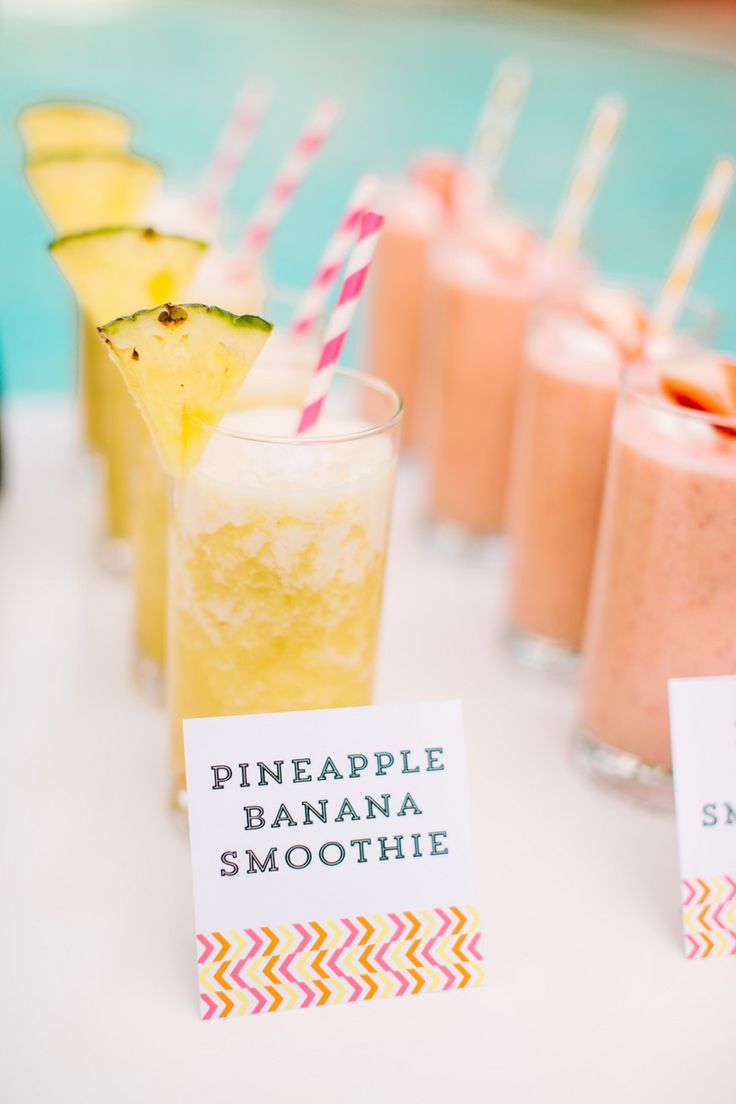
[1,397,732,1104]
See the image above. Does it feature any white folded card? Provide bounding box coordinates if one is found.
[669,676,736,959]
[184,700,483,1018]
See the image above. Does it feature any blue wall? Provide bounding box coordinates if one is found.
[2,0,735,393]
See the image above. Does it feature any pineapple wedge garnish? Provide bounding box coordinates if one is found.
[26,151,161,234]
[18,102,132,156]
[50,226,207,324]
[99,303,272,476]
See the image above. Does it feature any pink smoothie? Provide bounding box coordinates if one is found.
[363,181,445,447]
[581,366,736,769]
[424,213,538,534]
[506,294,639,651]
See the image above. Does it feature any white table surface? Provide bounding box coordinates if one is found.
[1,397,733,1104]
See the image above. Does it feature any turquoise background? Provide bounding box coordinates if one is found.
[1,0,735,394]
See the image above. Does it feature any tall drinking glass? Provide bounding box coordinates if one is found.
[505,290,716,671]
[422,213,542,545]
[362,180,445,447]
[576,356,736,803]
[130,419,168,696]
[128,287,307,699]
[168,365,402,808]
[79,314,107,455]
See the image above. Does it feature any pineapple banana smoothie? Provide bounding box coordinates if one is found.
[169,369,401,797]
[579,355,736,789]
[51,228,207,555]
[129,335,311,693]
[129,255,268,688]
[18,116,157,458]
[131,420,169,684]
[79,315,109,454]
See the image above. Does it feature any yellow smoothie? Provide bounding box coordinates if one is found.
[103,366,137,548]
[129,336,309,693]
[127,256,267,685]
[168,370,401,798]
[131,422,168,687]
[79,313,107,454]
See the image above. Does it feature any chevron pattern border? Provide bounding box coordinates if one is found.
[197,904,483,1018]
[682,875,736,959]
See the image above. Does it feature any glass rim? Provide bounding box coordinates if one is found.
[537,273,719,336]
[621,351,736,431]
[186,366,404,446]
[598,274,718,332]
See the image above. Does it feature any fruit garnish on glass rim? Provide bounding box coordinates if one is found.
[25,151,161,234]
[579,284,649,360]
[473,208,537,276]
[660,355,736,436]
[50,226,207,324]
[409,151,466,212]
[99,303,273,476]
[17,102,132,156]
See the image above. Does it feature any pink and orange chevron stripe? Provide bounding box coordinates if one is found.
[682,875,736,959]
[197,904,483,1018]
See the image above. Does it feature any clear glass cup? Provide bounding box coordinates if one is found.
[78,312,106,455]
[128,287,311,701]
[505,287,718,673]
[421,215,565,552]
[168,364,402,809]
[362,179,445,448]
[130,419,168,699]
[100,363,136,573]
[575,354,736,804]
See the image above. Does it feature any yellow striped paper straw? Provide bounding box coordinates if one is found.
[549,94,626,257]
[468,58,531,200]
[653,157,735,332]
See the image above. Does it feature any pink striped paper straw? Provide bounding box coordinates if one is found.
[236,98,340,262]
[289,175,378,341]
[296,209,384,435]
[191,78,272,220]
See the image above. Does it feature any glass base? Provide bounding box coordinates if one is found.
[421,515,503,560]
[99,536,131,576]
[504,624,581,679]
[133,653,166,706]
[573,730,673,810]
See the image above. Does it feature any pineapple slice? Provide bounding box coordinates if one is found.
[99,304,272,476]
[50,226,207,324]
[18,102,131,156]
[26,151,161,234]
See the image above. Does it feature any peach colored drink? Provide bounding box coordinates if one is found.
[363,181,445,446]
[579,360,736,792]
[506,296,632,656]
[424,212,539,535]
[506,290,715,663]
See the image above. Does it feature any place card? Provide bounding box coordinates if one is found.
[669,676,736,959]
[184,700,483,1018]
